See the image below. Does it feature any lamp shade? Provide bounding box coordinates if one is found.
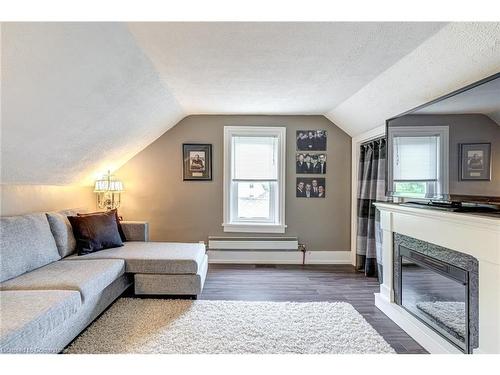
[94,172,124,192]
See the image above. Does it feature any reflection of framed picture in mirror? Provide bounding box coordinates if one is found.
[460,143,491,181]
[183,144,212,181]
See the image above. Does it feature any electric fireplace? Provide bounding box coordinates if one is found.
[393,233,479,354]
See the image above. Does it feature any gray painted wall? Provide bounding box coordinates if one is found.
[390,114,500,198]
[116,115,351,251]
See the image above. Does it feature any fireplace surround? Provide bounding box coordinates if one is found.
[393,233,478,353]
[373,202,500,354]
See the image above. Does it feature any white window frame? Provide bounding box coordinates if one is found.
[387,125,449,199]
[223,126,286,233]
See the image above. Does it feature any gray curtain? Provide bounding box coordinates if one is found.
[356,137,387,279]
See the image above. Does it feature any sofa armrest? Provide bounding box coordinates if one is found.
[120,221,149,242]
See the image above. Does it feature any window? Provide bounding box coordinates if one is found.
[388,126,449,199]
[394,181,428,197]
[223,126,286,233]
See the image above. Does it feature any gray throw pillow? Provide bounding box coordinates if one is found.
[46,211,78,258]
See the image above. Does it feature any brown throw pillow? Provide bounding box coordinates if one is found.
[77,209,126,242]
[68,211,124,255]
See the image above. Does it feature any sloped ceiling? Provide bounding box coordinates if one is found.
[1,23,184,185]
[326,22,500,135]
[1,22,499,185]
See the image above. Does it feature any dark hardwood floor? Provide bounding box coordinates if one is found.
[199,264,428,354]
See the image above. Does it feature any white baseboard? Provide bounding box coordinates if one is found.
[305,251,351,264]
[207,250,351,265]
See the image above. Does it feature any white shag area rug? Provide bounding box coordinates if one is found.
[416,301,466,339]
[65,299,395,354]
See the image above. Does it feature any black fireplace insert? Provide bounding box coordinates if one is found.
[393,233,479,354]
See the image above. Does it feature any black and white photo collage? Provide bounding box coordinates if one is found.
[296,129,327,198]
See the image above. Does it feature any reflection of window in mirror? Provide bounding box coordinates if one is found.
[387,126,449,199]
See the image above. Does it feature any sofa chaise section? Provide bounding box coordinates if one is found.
[66,239,208,297]
[134,258,208,295]
[66,241,205,274]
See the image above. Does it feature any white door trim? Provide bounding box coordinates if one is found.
[350,125,386,266]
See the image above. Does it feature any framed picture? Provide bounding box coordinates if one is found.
[296,153,327,174]
[183,143,212,181]
[296,129,327,151]
[296,177,326,198]
[460,143,491,181]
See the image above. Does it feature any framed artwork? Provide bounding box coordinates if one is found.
[296,153,327,174]
[296,177,326,198]
[296,129,327,151]
[183,143,212,181]
[460,143,491,181]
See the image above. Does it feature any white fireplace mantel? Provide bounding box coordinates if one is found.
[374,202,500,354]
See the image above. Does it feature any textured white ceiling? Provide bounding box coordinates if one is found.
[325,22,500,135]
[128,22,444,115]
[2,22,499,186]
[1,23,184,185]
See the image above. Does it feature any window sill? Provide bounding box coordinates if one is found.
[222,223,287,234]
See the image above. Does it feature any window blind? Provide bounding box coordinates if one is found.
[233,136,278,180]
[393,135,439,181]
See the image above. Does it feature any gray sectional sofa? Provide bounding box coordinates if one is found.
[0,210,208,353]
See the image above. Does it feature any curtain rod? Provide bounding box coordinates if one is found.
[361,135,385,147]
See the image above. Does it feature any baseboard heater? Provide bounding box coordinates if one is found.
[208,236,299,251]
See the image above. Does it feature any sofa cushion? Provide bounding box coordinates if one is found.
[46,210,79,258]
[0,290,81,352]
[68,211,123,255]
[0,213,61,282]
[0,259,125,302]
[66,241,206,274]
